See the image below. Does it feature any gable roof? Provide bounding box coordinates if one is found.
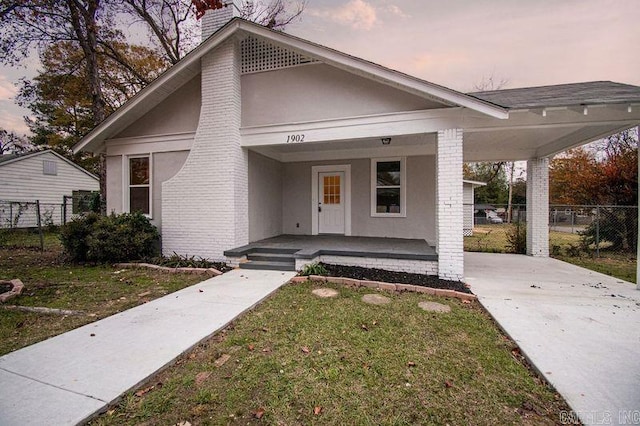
[0,149,99,180]
[73,18,508,154]
[469,81,640,110]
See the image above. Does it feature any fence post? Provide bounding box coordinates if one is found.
[62,196,67,225]
[35,200,44,252]
[595,206,600,258]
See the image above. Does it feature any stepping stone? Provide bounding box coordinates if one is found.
[312,288,339,298]
[418,301,451,313]
[362,294,391,305]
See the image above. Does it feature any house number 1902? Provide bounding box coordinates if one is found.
[286,134,305,143]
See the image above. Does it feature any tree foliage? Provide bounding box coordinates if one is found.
[0,128,30,155]
[464,162,509,204]
[550,129,638,206]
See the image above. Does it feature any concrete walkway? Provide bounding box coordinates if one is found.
[465,252,640,426]
[0,269,295,426]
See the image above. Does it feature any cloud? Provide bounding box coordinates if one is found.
[310,0,378,30]
[385,4,409,19]
[0,76,17,101]
[0,105,30,134]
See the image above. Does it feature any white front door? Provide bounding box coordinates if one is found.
[318,171,345,234]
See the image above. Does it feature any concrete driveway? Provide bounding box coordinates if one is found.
[465,252,640,426]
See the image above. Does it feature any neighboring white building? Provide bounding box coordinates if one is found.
[73,6,640,281]
[463,180,486,236]
[0,150,99,227]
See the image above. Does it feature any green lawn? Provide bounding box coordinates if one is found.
[465,224,637,283]
[92,282,569,426]
[0,238,205,356]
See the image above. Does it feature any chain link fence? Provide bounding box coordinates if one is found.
[0,193,99,250]
[465,203,638,282]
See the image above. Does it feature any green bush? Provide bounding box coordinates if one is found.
[59,212,101,261]
[506,222,527,254]
[60,212,159,262]
[300,262,328,276]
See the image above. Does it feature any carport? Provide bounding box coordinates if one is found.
[465,252,640,424]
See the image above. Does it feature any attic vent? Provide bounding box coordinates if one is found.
[241,37,318,74]
[43,160,57,176]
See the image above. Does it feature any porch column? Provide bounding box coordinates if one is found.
[436,129,464,281]
[526,157,549,257]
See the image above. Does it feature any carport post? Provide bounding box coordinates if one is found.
[526,157,549,257]
[637,126,639,290]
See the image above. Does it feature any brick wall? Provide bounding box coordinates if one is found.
[161,39,248,261]
[296,256,438,275]
[201,1,241,40]
[526,157,549,257]
[436,129,464,281]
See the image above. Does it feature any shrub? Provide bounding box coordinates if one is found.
[60,212,159,262]
[300,262,328,276]
[59,212,101,262]
[506,222,527,254]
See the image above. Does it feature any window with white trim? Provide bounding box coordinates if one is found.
[128,156,151,216]
[371,158,406,217]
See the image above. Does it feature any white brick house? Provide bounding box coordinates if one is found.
[74,4,640,281]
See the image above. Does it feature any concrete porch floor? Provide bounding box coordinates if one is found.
[225,234,438,261]
[465,252,640,425]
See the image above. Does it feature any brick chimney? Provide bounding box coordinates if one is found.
[201,0,242,41]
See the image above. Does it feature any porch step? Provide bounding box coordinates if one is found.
[240,250,296,271]
[247,252,295,262]
[240,260,296,271]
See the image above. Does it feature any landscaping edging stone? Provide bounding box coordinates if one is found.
[0,279,24,303]
[115,263,222,276]
[290,275,476,301]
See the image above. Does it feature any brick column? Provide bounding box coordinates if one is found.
[161,39,248,261]
[526,157,549,257]
[436,129,464,281]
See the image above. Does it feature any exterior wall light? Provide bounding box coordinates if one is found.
[381,138,391,145]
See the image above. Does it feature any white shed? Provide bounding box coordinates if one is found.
[0,150,99,227]
[463,180,486,236]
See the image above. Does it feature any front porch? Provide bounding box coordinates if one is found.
[224,234,438,274]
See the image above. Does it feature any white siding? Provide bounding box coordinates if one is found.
[0,151,99,204]
[0,151,99,227]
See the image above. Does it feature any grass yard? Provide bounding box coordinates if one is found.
[0,237,205,356]
[92,282,570,426]
[465,224,637,283]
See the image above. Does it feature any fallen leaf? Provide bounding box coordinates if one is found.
[198,289,204,293]
[175,422,191,426]
[262,327,269,332]
[372,320,378,325]
[138,291,151,297]
[511,347,521,357]
[253,408,265,419]
[444,380,453,388]
[248,344,255,351]
[195,371,212,386]
[301,346,310,354]
[135,385,155,397]
[262,347,271,353]
[314,406,322,415]
[214,354,231,367]
[361,324,368,331]
[90,333,95,337]
[407,361,416,367]
[188,353,196,359]
[107,409,115,416]
[462,300,471,304]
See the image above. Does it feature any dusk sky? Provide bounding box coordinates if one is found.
[1,0,639,135]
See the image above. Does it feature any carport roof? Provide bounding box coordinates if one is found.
[468,81,640,110]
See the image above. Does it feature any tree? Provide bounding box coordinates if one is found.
[0,128,30,155]
[464,162,509,205]
[550,129,638,252]
[16,41,166,174]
